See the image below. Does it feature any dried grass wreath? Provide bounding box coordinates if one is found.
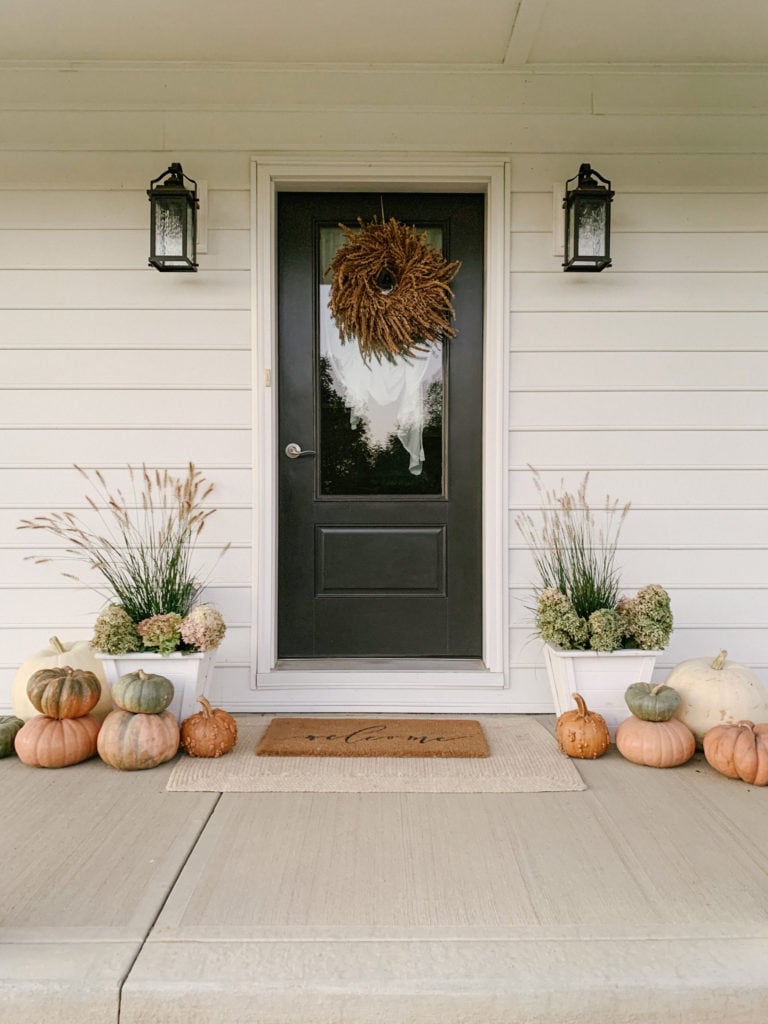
[327,217,461,363]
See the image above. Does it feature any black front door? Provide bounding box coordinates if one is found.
[277,192,484,658]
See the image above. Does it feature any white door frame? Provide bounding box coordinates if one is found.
[249,153,513,712]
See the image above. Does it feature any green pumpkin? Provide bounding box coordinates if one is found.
[624,681,681,722]
[0,715,25,758]
[111,669,174,715]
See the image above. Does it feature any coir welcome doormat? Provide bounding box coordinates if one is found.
[255,717,490,758]
[165,715,587,793]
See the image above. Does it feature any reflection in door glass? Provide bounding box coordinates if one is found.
[319,226,444,496]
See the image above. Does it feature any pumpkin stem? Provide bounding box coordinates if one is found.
[650,683,666,695]
[137,670,148,680]
[737,720,755,730]
[571,692,588,717]
[711,650,728,671]
[197,695,214,717]
[50,636,66,653]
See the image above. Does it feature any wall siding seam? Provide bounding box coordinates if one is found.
[0,583,251,590]
[509,584,768,591]
[0,385,251,391]
[1,348,251,353]
[508,465,768,471]
[0,424,252,431]
[507,384,768,388]
[508,351,768,356]
[0,463,253,470]
[506,426,768,432]
[509,544,768,551]
[510,307,768,313]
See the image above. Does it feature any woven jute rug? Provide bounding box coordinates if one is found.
[255,718,490,758]
[166,715,586,793]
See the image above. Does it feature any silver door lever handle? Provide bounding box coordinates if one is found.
[285,442,316,459]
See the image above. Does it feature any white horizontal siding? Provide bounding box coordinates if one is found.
[1,348,250,385]
[0,123,253,708]
[0,309,250,347]
[0,229,249,270]
[509,135,768,702]
[2,63,768,712]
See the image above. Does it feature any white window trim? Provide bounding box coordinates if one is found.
[249,153,512,712]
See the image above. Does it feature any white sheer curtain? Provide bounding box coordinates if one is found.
[320,284,442,476]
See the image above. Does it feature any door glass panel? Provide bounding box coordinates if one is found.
[318,224,444,496]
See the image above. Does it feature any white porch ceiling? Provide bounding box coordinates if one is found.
[1,0,766,66]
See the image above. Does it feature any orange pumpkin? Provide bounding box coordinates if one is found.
[555,692,611,759]
[14,714,101,768]
[703,720,768,786]
[26,665,102,719]
[97,709,179,771]
[616,716,695,768]
[180,696,237,757]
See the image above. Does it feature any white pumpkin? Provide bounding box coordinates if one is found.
[11,636,112,721]
[667,649,768,747]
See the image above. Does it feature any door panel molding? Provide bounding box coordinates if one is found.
[250,153,511,710]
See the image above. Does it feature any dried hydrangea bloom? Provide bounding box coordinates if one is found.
[180,604,226,652]
[536,587,589,649]
[137,612,183,655]
[623,584,673,650]
[91,604,142,655]
[588,608,625,652]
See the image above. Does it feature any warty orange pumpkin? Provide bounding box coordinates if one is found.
[180,696,237,758]
[555,692,611,759]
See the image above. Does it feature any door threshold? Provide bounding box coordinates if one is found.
[275,658,487,672]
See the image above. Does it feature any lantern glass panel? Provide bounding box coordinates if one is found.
[154,196,186,258]
[576,199,606,257]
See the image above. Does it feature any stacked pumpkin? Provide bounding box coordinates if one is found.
[97,669,180,771]
[14,666,103,768]
[616,682,696,768]
[12,635,112,721]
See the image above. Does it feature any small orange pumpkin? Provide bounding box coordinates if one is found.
[26,665,102,719]
[14,714,101,768]
[180,696,238,758]
[703,720,768,786]
[616,716,695,768]
[555,692,610,759]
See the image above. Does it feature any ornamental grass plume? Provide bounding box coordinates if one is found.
[516,468,630,623]
[18,463,229,625]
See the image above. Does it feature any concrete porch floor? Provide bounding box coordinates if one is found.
[2,715,767,1024]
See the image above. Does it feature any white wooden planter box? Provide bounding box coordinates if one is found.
[96,651,215,723]
[542,644,661,735]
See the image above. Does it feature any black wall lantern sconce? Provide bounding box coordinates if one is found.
[147,163,198,272]
[562,163,614,272]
